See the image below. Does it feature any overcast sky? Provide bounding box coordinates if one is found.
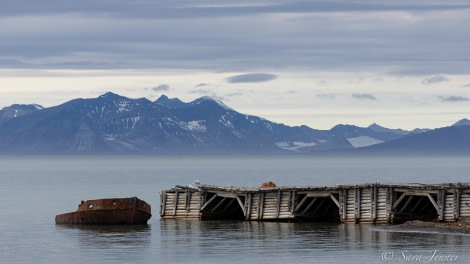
[1,0,469,129]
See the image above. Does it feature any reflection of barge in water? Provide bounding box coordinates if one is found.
[55,197,151,225]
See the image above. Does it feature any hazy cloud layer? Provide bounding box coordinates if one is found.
[1,1,468,74]
[227,73,278,83]
[152,84,170,92]
[438,95,469,102]
[316,93,336,99]
[352,93,377,100]
[422,75,449,85]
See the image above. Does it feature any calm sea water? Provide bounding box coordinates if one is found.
[1,155,470,264]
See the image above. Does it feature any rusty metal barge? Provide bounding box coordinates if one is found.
[160,182,470,224]
[55,197,152,225]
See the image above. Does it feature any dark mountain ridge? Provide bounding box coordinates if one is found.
[0,92,468,155]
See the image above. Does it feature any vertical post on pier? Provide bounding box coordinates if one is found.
[454,186,461,221]
[173,190,179,216]
[371,185,377,223]
[338,189,346,222]
[437,188,445,222]
[386,187,393,224]
[354,187,361,223]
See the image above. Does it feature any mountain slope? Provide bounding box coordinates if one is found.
[356,126,470,154]
[0,92,466,155]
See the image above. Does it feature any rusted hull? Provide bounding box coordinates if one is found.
[55,209,151,225]
[55,197,151,225]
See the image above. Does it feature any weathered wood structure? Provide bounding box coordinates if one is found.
[160,183,470,224]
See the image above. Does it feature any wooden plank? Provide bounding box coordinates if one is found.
[259,193,265,219]
[371,186,377,222]
[185,190,191,211]
[246,193,252,220]
[211,197,227,213]
[355,187,361,221]
[438,189,445,221]
[427,193,440,212]
[307,191,334,197]
[173,190,179,216]
[341,189,347,220]
[236,195,246,217]
[302,197,317,214]
[160,192,167,217]
[392,192,407,210]
[276,191,282,218]
[330,194,340,208]
[399,196,414,213]
[294,194,309,212]
[200,194,218,211]
[454,188,460,219]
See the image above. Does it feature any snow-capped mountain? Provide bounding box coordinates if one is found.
[0,92,467,154]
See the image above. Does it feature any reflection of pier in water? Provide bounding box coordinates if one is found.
[160,183,470,224]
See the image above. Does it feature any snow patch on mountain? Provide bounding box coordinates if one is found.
[180,120,207,132]
[114,99,132,113]
[347,136,384,148]
[219,115,234,128]
[276,141,317,152]
[122,116,140,130]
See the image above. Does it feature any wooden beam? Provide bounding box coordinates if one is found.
[354,188,361,221]
[236,195,246,216]
[185,190,191,211]
[200,194,218,211]
[302,197,317,214]
[438,189,445,221]
[160,192,167,217]
[307,191,334,197]
[341,189,347,220]
[330,194,340,208]
[409,196,425,212]
[427,193,440,212]
[276,191,282,218]
[454,188,460,220]
[294,194,309,212]
[211,197,228,213]
[399,196,414,213]
[173,190,179,216]
[310,198,326,215]
[371,185,377,222]
[220,198,235,213]
[392,192,407,210]
[259,193,265,219]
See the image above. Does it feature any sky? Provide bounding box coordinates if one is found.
[0,0,469,130]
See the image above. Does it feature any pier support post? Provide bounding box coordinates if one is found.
[354,187,361,222]
[454,187,461,220]
[371,185,377,223]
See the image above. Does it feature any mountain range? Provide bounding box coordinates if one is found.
[0,92,469,155]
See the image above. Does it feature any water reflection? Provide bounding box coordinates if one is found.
[55,225,151,263]
[159,220,470,263]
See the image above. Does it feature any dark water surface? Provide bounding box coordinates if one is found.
[1,155,469,263]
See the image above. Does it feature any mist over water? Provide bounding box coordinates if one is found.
[1,155,469,263]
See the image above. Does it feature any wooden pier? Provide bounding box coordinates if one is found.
[160,182,470,224]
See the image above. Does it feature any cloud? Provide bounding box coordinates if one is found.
[422,75,449,85]
[152,84,170,92]
[352,93,377,100]
[226,73,277,83]
[195,83,209,88]
[0,1,469,75]
[438,95,469,102]
[316,93,336,99]
[189,89,213,95]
